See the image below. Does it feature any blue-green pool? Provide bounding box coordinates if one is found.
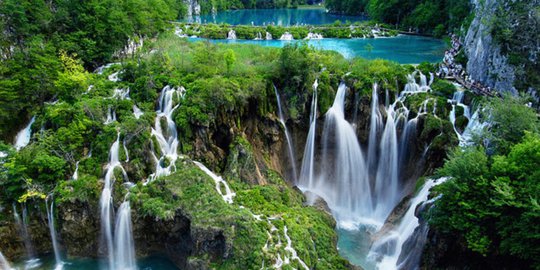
[191,35,447,63]
[190,8,366,26]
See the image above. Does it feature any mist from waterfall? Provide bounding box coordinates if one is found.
[14,116,35,151]
[273,85,298,183]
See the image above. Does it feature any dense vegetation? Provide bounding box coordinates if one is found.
[0,27,446,267]
[430,95,540,268]
[176,22,398,39]
[197,0,323,14]
[490,0,540,92]
[325,0,472,36]
[0,0,185,141]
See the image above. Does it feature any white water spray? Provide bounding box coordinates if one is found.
[273,85,298,183]
[14,116,35,151]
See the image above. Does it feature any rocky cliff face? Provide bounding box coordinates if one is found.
[464,0,540,97]
[464,0,517,94]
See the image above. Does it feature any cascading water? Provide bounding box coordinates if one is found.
[227,30,237,40]
[367,84,383,176]
[133,105,143,119]
[13,204,41,268]
[373,106,399,221]
[273,85,298,183]
[298,80,319,192]
[45,196,63,269]
[99,132,128,269]
[296,73,444,269]
[147,86,185,183]
[0,252,13,270]
[193,161,235,204]
[368,177,448,270]
[72,161,80,180]
[265,32,273,40]
[113,200,137,270]
[14,116,35,151]
[279,32,294,40]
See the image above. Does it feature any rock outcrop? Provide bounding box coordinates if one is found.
[464,0,540,96]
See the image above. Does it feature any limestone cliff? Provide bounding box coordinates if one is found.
[464,0,539,98]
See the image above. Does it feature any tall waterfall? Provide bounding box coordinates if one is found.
[299,80,319,191]
[315,82,371,223]
[148,86,184,183]
[0,252,12,270]
[373,105,399,221]
[13,205,36,259]
[114,200,137,270]
[99,132,128,269]
[46,196,63,269]
[14,116,35,151]
[13,204,41,268]
[273,85,298,183]
[367,84,382,174]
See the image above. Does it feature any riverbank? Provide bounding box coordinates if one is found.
[175,22,399,40]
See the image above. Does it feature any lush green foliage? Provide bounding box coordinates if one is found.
[177,22,398,39]
[325,0,472,36]
[0,0,184,141]
[197,0,316,14]
[430,96,540,268]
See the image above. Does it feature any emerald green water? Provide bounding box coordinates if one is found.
[192,35,447,63]
[191,8,366,25]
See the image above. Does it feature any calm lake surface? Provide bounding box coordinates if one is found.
[192,35,447,63]
[190,8,366,25]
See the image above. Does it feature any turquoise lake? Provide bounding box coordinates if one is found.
[191,35,447,63]
[191,8,366,26]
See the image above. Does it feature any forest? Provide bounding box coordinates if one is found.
[0,0,538,269]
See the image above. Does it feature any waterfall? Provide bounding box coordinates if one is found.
[13,204,36,259]
[367,84,383,174]
[99,132,128,269]
[147,86,184,183]
[304,33,323,40]
[273,85,298,183]
[14,116,35,151]
[132,105,143,119]
[265,32,273,40]
[300,82,372,225]
[193,161,235,204]
[114,200,137,270]
[373,106,400,220]
[72,161,80,180]
[299,80,319,192]
[45,196,63,269]
[105,106,117,125]
[279,32,294,41]
[123,139,130,162]
[13,204,42,269]
[254,32,263,40]
[227,30,237,40]
[368,177,448,270]
[0,252,13,270]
